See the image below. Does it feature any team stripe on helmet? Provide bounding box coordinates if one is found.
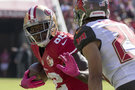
[29,5,38,20]
[28,8,31,20]
[33,6,38,18]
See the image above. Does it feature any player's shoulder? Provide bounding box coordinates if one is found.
[99,19,129,29]
[74,24,100,51]
[57,31,73,38]
[55,31,74,41]
[99,19,124,26]
[48,31,76,54]
[74,24,94,39]
[49,31,74,46]
[78,24,93,31]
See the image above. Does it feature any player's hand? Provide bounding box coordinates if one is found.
[57,52,80,77]
[20,70,45,89]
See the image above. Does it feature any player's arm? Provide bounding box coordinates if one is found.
[57,51,89,84]
[20,69,45,89]
[72,51,88,84]
[28,62,48,81]
[82,41,102,90]
[20,62,47,89]
[74,26,102,90]
[30,47,48,81]
[75,69,89,84]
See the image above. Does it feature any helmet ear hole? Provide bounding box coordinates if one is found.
[51,27,57,37]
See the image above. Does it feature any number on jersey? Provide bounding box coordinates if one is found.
[105,24,135,63]
[54,34,67,44]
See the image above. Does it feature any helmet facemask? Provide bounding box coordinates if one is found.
[24,20,54,47]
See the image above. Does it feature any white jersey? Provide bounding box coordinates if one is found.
[85,19,135,88]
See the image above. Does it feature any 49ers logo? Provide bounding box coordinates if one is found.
[46,55,54,67]
[44,9,51,16]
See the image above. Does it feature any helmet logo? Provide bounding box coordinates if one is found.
[76,0,85,12]
[90,11,105,17]
[46,55,54,67]
[99,1,105,7]
[44,9,51,16]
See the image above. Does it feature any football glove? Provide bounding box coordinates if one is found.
[20,70,45,89]
[57,52,80,77]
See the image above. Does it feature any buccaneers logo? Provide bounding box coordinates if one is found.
[75,0,85,12]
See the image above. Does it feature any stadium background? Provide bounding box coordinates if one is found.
[0,0,134,90]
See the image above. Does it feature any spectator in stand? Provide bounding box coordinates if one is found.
[129,0,135,31]
[125,1,134,18]
[0,48,10,77]
[132,0,135,17]
[59,0,135,33]
[15,43,32,78]
[7,47,18,77]
[60,0,76,33]
[61,2,71,12]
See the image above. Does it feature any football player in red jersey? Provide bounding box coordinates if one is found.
[20,5,88,90]
[73,0,135,90]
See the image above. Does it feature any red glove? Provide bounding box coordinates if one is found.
[20,70,45,89]
[57,52,80,77]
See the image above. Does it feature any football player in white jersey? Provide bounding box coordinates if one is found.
[72,0,135,90]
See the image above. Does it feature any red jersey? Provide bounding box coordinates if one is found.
[31,32,88,90]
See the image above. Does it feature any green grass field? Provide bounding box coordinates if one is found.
[0,78,114,90]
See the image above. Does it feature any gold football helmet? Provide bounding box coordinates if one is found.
[23,5,58,47]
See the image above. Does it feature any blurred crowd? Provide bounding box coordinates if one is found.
[109,0,135,30]
[59,0,135,33]
[0,43,32,78]
[59,0,76,34]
